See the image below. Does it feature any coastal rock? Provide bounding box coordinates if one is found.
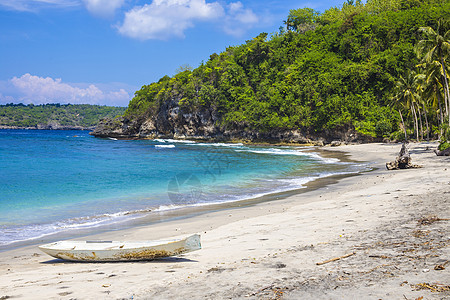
[89,116,141,139]
[139,119,157,135]
[330,141,342,147]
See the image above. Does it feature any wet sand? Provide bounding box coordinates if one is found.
[0,142,448,299]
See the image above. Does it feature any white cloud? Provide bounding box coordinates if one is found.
[82,0,125,17]
[223,1,259,37]
[0,74,130,106]
[117,0,225,40]
[0,0,124,16]
[0,93,15,103]
[117,0,260,40]
[0,0,78,12]
[1,0,260,38]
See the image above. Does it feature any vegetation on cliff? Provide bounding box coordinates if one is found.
[0,103,126,129]
[109,0,449,142]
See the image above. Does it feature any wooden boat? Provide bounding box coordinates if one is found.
[38,234,201,262]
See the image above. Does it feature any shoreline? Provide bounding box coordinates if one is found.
[0,147,364,252]
[0,142,448,299]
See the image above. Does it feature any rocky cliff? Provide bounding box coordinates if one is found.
[90,102,374,145]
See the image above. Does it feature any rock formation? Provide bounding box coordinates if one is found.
[90,100,375,145]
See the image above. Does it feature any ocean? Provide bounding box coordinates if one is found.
[0,129,369,247]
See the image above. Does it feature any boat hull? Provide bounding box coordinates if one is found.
[38,234,201,262]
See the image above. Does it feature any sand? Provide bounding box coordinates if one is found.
[0,142,449,300]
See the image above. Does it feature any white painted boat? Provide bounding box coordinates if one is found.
[38,234,201,262]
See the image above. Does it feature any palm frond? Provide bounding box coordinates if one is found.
[418,26,436,37]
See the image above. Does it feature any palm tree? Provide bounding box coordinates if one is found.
[392,71,420,141]
[415,72,430,140]
[390,95,408,141]
[418,60,447,136]
[416,19,450,126]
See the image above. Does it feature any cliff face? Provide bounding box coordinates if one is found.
[90,100,373,145]
[90,100,221,140]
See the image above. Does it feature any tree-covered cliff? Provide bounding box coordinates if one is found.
[0,103,126,129]
[91,0,449,144]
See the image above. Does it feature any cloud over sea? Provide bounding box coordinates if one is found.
[0,74,131,106]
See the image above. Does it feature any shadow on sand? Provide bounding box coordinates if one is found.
[40,256,198,264]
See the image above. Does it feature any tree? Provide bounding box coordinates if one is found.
[365,0,401,14]
[284,8,320,33]
[392,71,421,140]
[416,19,450,126]
[175,64,193,74]
[418,60,446,134]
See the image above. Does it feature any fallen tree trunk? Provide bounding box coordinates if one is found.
[386,143,422,170]
[434,148,450,156]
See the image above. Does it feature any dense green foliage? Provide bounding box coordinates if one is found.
[439,141,450,151]
[0,103,126,128]
[125,0,449,139]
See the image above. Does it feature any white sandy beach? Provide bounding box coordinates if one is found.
[0,142,449,299]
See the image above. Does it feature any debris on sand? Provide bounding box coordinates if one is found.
[417,215,449,226]
[316,252,356,265]
[434,261,449,270]
[412,282,450,293]
[386,143,422,170]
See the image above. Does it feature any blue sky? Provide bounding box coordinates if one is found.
[0,0,344,106]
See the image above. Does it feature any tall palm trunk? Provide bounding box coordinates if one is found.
[411,103,419,141]
[417,105,423,141]
[398,109,408,141]
[437,86,444,126]
[411,104,419,141]
[442,74,450,125]
[423,103,430,141]
[440,57,450,125]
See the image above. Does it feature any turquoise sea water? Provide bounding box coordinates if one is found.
[0,129,367,246]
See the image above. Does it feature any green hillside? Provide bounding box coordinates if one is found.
[0,103,126,129]
[96,0,450,143]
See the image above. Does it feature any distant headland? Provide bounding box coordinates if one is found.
[0,103,126,130]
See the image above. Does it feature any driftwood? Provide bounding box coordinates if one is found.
[316,252,356,265]
[417,215,449,225]
[386,143,421,170]
[412,282,450,292]
[434,147,450,156]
